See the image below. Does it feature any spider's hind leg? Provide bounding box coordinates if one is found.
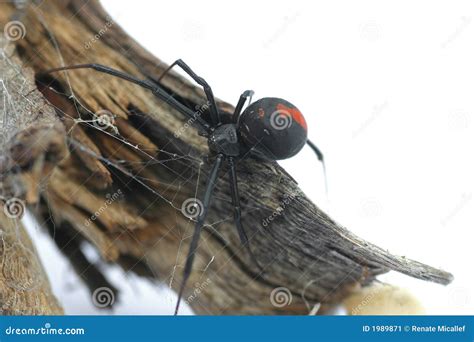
[306,139,328,195]
[175,154,224,315]
[228,157,264,273]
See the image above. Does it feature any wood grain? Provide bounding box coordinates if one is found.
[0,0,452,315]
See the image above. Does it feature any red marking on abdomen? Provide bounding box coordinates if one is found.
[276,103,307,130]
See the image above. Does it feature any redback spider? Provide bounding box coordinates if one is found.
[41,59,326,315]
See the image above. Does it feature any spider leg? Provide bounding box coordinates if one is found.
[228,157,264,272]
[306,139,328,195]
[39,64,211,132]
[175,154,224,315]
[232,90,254,124]
[158,59,221,126]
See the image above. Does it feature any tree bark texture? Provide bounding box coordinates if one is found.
[0,0,453,315]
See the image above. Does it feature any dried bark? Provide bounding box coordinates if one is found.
[0,0,452,315]
[0,34,65,314]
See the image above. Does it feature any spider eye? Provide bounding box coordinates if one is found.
[239,97,308,160]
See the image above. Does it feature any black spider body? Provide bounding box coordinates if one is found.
[208,124,240,156]
[42,59,325,315]
[239,97,308,160]
[209,97,309,161]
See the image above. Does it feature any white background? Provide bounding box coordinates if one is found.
[27,0,474,315]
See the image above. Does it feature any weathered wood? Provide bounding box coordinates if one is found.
[0,0,452,315]
[0,212,64,315]
[0,213,64,315]
[0,38,64,315]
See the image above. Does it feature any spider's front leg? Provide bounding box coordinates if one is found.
[175,154,224,315]
[232,90,254,124]
[158,59,221,126]
[39,63,211,132]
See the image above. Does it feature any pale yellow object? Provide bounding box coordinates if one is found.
[343,284,425,315]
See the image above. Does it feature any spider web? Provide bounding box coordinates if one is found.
[0,2,274,315]
[2,0,458,317]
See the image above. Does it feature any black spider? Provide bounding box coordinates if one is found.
[41,59,326,315]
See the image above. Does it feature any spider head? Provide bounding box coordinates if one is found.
[239,97,308,160]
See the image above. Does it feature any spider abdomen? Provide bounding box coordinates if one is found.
[239,97,308,160]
